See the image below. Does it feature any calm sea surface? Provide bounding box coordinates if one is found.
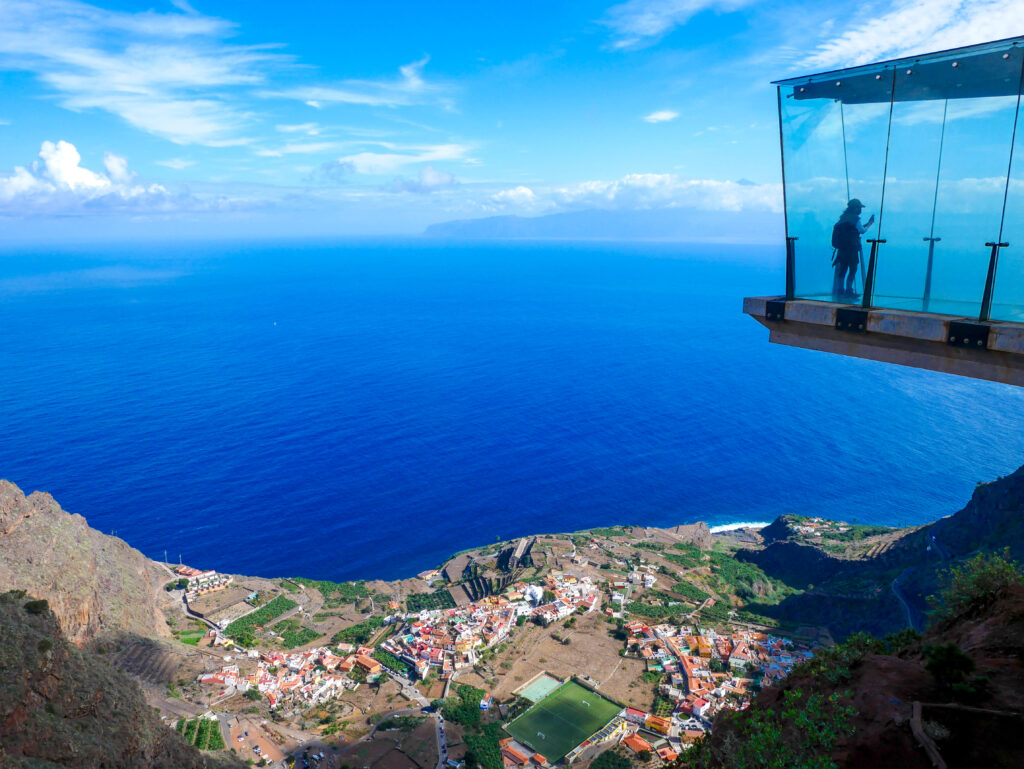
[2,240,1023,581]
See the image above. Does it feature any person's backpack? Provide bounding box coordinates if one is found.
[831,220,860,253]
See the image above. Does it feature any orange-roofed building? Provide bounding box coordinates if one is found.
[531,754,547,766]
[645,715,671,735]
[502,746,530,767]
[657,748,678,762]
[623,734,652,754]
[354,655,381,675]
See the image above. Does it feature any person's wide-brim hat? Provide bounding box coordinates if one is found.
[848,198,864,209]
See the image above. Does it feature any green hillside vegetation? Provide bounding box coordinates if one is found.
[224,595,297,645]
[406,591,456,612]
[176,718,227,751]
[292,578,369,608]
[674,551,1024,768]
[670,581,711,603]
[665,543,704,569]
[785,515,894,542]
[331,615,384,646]
[271,618,321,648]
[372,647,409,675]
[464,723,505,769]
[442,683,486,727]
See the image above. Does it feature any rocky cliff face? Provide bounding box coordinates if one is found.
[665,522,714,550]
[686,582,1024,768]
[738,464,1024,639]
[0,481,169,646]
[0,591,241,769]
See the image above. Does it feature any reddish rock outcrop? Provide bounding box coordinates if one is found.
[0,481,170,646]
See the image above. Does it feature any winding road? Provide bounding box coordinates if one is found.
[891,568,918,631]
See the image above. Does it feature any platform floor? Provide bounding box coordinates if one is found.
[792,293,1024,324]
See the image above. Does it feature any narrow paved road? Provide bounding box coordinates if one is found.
[892,568,919,631]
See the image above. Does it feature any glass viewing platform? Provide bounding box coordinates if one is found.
[745,36,1024,386]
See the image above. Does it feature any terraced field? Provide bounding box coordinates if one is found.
[110,638,188,685]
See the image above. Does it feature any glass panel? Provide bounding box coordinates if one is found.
[779,73,893,302]
[871,72,947,312]
[895,48,1023,317]
[991,59,1024,323]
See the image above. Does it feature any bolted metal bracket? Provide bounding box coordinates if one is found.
[947,320,990,349]
[765,299,786,322]
[835,307,869,333]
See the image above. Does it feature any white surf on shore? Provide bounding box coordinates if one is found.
[709,521,770,533]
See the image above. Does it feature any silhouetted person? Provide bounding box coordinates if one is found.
[831,199,875,299]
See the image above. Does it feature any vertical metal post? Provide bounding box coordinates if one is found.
[785,237,797,300]
[861,239,885,308]
[980,241,1009,321]
[922,237,940,311]
[777,86,794,301]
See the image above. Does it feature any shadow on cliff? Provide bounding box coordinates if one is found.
[735,464,1024,639]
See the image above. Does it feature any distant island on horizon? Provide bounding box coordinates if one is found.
[422,207,783,243]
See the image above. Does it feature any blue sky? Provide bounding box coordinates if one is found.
[0,0,1022,240]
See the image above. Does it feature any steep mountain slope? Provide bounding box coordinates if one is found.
[739,465,1024,638]
[678,570,1024,768]
[0,591,241,769]
[0,481,170,646]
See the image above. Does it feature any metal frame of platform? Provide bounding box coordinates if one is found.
[744,296,1024,386]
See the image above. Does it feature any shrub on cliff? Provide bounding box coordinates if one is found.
[24,598,49,615]
[928,549,1024,624]
[676,689,856,769]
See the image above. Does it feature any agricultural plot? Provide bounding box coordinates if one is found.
[176,717,226,750]
[224,595,296,642]
[271,618,322,648]
[505,681,620,762]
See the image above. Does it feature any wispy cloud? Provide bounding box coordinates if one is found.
[326,142,475,175]
[488,173,781,213]
[385,164,457,194]
[156,158,196,170]
[276,122,321,135]
[263,57,451,109]
[254,141,340,158]
[643,110,679,123]
[602,0,757,50]
[800,0,1024,71]
[0,0,285,146]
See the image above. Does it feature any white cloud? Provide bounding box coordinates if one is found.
[488,173,781,213]
[602,0,757,50]
[801,0,1024,71]
[490,186,541,208]
[386,164,457,193]
[264,57,449,109]
[276,122,321,135]
[330,143,474,175]
[156,158,196,170]
[0,139,175,212]
[643,110,679,123]
[254,141,340,158]
[0,0,283,145]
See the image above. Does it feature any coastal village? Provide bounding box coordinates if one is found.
[148,522,834,769]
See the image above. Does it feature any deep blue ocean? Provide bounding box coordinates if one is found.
[2,240,1023,582]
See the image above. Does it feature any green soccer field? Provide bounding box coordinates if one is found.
[505,681,621,762]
